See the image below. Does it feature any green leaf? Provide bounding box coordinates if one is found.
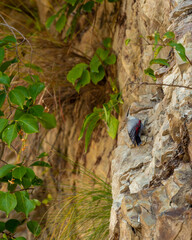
[30,161,51,168]
[103,103,111,125]
[83,1,94,12]
[163,31,175,39]
[144,68,156,80]
[150,58,169,66]
[0,110,4,117]
[109,93,123,113]
[2,124,17,146]
[0,164,16,178]
[0,91,6,108]
[5,219,20,233]
[0,48,5,64]
[25,168,35,181]
[0,192,17,216]
[38,112,56,129]
[25,98,33,108]
[27,220,41,237]
[85,115,100,152]
[22,177,31,189]
[46,14,57,29]
[14,86,29,98]
[18,114,39,133]
[15,237,27,240]
[67,63,88,84]
[75,70,90,92]
[12,166,27,180]
[37,152,48,158]
[0,74,10,86]
[56,13,67,33]
[107,115,119,139]
[0,222,5,232]
[2,36,17,43]
[23,75,40,84]
[0,118,8,133]
[91,65,105,84]
[154,46,163,58]
[32,199,41,207]
[0,58,18,72]
[15,191,36,217]
[65,0,77,6]
[104,54,116,65]
[29,105,44,117]
[125,38,131,45]
[25,63,43,73]
[8,183,17,192]
[96,48,109,61]
[103,38,112,49]
[9,88,25,108]
[168,41,187,62]
[154,31,160,48]
[90,55,101,73]
[79,113,97,140]
[31,176,43,186]
[28,82,45,101]
[14,108,25,120]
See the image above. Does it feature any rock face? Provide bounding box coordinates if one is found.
[110,0,192,239]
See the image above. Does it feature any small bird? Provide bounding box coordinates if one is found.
[126,108,144,146]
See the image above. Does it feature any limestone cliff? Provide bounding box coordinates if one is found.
[110,0,192,239]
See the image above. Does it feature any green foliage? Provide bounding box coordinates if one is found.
[0,164,16,178]
[141,31,189,81]
[27,220,41,237]
[5,219,20,233]
[168,41,187,62]
[18,114,39,133]
[24,63,43,73]
[79,93,123,152]
[38,112,57,129]
[144,68,156,80]
[0,192,17,217]
[15,191,36,217]
[2,124,17,146]
[0,73,10,86]
[46,0,119,42]
[0,29,56,239]
[149,58,169,67]
[30,161,51,168]
[125,38,131,45]
[67,38,116,92]
[66,36,121,151]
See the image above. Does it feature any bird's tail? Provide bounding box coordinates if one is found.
[135,135,142,146]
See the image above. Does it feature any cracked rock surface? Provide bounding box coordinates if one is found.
[110,0,192,239]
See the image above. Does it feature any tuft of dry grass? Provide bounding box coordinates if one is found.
[40,157,112,240]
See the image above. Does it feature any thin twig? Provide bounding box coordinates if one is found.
[0,159,8,165]
[0,14,33,77]
[13,187,35,193]
[185,55,192,66]
[127,81,192,90]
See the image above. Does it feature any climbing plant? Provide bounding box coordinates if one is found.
[67,37,123,152]
[126,31,191,81]
[0,23,56,239]
[46,0,119,42]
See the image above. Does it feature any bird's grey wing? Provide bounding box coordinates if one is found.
[127,120,137,144]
